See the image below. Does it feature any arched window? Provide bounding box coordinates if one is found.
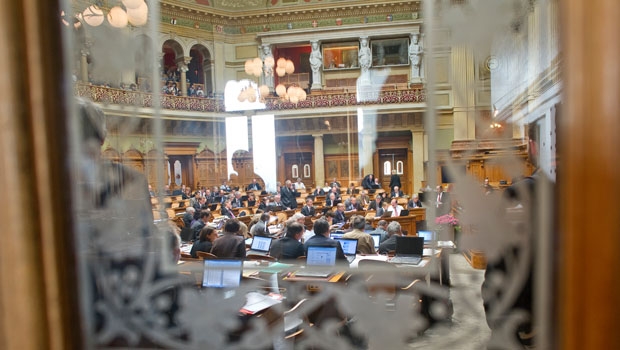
[396,161,404,175]
[174,160,182,186]
[383,161,391,175]
[292,164,299,179]
[303,164,311,178]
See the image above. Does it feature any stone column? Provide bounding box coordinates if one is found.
[361,130,374,178]
[451,44,476,140]
[203,60,213,95]
[313,134,325,187]
[80,49,89,82]
[213,39,226,95]
[412,130,425,192]
[177,56,191,97]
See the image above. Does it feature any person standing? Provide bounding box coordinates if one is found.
[389,170,401,192]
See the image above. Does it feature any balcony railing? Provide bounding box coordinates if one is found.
[74,83,426,113]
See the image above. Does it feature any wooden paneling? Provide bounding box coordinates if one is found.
[195,148,227,190]
[324,154,359,186]
[560,1,620,349]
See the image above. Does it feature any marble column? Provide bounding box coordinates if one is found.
[412,130,425,192]
[313,134,325,187]
[360,130,374,178]
[80,49,89,82]
[177,56,191,97]
[451,45,476,140]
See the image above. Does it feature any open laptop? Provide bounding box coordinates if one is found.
[389,236,424,265]
[335,238,358,264]
[370,233,382,249]
[201,259,243,289]
[180,227,194,243]
[247,235,273,255]
[295,246,337,278]
[417,230,436,245]
[330,231,345,239]
[399,209,410,216]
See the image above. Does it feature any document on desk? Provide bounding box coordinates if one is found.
[423,248,440,257]
[437,241,456,248]
[240,292,282,315]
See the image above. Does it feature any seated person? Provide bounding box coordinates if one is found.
[246,178,263,191]
[270,194,284,209]
[211,219,246,258]
[362,174,375,189]
[333,203,346,225]
[345,196,364,211]
[190,210,211,240]
[371,178,382,189]
[231,191,244,208]
[376,201,390,217]
[322,182,332,193]
[359,190,371,208]
[342,215,376,254]
[390,186,404,198]
[301,198,317,217]
[367,194,384,211]
[250,213,272,237]
[330,178,341,188]
[304,219,347,261]
[294,178,306,191]
[247,192,257,207]
[389,198,405,217]
[371,220,389,243]
[258,196,272,211]
[270,222,305,260]
[378,221,402,254]
[407,194,423,208]
[190,227,218,258]
[183,206,196,228]
[324,192,338,207]
[220,180,231,192]
[221,199,235,218]
[311,186,325,198]
[346,183,356,195]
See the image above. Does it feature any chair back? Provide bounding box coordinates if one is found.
[246,254,276,262]
[196,251,218,259]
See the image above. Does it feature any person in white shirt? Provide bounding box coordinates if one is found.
[389,198,404,217]
[294,178,306,190]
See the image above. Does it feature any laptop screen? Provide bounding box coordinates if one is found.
[306,246,337,267]
[202,259,243,288]
[417,230,435,243]
[335,238,358,256]
[250,235,272,252]
[395,236,424,256]
[330,232,345,239]
[370,234,381,249]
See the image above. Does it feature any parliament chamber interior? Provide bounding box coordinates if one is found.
[1,0,619,349]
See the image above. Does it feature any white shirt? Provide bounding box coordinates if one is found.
[295,182,306,190]
[390,205,404,217]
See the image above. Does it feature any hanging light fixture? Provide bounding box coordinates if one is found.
[78,1,149,28]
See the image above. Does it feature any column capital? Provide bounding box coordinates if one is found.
[312,134,324,138]
[183,56,192,65]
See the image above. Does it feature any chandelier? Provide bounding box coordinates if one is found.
[79,0,149,28]
[243,56,306,103]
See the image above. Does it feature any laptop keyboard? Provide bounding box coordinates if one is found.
[390,256,422,265]
[295,270,333,278]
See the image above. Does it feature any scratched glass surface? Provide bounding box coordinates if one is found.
[66,0,559,348]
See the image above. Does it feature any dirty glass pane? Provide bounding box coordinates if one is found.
[66,0,559,348]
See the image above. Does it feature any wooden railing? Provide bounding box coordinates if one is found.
[74,83,426,113]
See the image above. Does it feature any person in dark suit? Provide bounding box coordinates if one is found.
[190,226,218,258]
[390,186,405,198]
[247,192,257,207]
[221,200,235,218]
[371,178,382,189]
[311,186,325,198]
[325,193,338,207]
[303,219,347,261]
[190,210,211,240]
[378,221,403,254]
[246,178,262,191]
[250,213,271,237]
[333,203,346,225]
[389,170,401,191]
[330,178,341,189]
[280,180,298,210]
[258,196,272,211]
[183,207,196,228]
[231,191,244,208]
[211,219,246,258]
[367,194,384,211]
[362,174,375,189]
[270,222,305,261]
[345,197,363,211]
[435,185,450,216]
[300,198,316,217]
[407,194,423,208]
